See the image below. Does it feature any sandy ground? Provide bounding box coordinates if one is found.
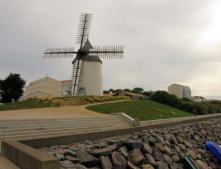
[0,105,110,120]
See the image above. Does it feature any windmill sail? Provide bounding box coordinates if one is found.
[43,47,75,58]
[71,14,93,95]
[43,13,124,96]
[76,13,92,48]
[71,59,83,95]
[89,45,124,59]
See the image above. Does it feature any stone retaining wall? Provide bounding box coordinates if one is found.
[140,113,221,126]
[1,113,221,169]
[1,140,59,169]
[43,118,221,169]
[21,113,221,148]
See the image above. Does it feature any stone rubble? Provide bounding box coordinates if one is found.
[40,118,221,169]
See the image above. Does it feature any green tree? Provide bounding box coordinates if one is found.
[0,73,26,103]
[115,89,122,93]
[132,87,144,94]
[150,91,181,107]
[123,88,131,92]
[108,88,115,93]
[143,91,154,97]
[103,90,109,94]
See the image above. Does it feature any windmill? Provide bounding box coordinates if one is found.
[43,13,124,96]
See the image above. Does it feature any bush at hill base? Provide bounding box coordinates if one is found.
[150,91,221,115]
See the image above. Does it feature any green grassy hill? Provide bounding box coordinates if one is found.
[86,100,193,121]
[0,96,129,111]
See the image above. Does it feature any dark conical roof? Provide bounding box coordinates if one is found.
[81,39,93,52]
[80,39,102,64]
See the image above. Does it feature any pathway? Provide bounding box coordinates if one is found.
[0,105,109,120]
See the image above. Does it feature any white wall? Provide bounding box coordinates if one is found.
[78,61,103,96]
[168,84,191,99]
[24,77,62,98]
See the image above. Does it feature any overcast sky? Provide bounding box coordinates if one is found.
[1,0,221,98]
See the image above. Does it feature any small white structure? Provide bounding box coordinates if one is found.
[192,96,206,102]
[60,80,72,96]
[168,84,191,99]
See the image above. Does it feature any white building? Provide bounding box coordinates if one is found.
[23,77,63,98]
[23,73,103,99]
[60,80,72,96]
[76,55,103,96]
[71,40,103,96]
[168,84,191,99]
[192,96,206,102]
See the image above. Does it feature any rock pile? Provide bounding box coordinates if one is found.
[41,118,221,169]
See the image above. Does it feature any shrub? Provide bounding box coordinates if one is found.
[150,91,181,107]
[197,103,209,115]
[24,97,38,101]
[150,91,221,115]
[51,99,63,106]
[39,96,54,102]
[177,101,195,113]
[182,97,193,102]
[210,100,221,105]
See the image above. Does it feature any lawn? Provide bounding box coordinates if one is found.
[0,96,129,111]
[86,100,193,121]
[0,100,59,111]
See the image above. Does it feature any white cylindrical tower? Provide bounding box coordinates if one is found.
[77,55,103,96]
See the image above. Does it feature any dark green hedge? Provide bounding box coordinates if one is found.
[150,91,221,115]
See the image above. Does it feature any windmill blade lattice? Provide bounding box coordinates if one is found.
[76,13,92,47]
[42,13,124,96]
[43,47,75,58]
[71,59,83,95]
[89,45,124,59]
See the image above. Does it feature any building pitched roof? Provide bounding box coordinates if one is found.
[114,91,144,97]
[60,80,71,84]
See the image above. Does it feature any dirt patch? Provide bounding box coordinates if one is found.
[0,105,110,120]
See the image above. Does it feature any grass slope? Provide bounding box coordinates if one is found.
[0,100,58,111]
[0,96,129,111]
[86,100,193,121]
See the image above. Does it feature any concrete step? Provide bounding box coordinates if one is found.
[0,117,120,125]
[0,115,131,140]
[0,118,125,126]
[0,117,118,123]
[0,119,129,129]
[1,125,130,140]
[0,123,130,137]
[0,121,129,132]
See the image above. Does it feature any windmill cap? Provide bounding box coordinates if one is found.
[81,39,93,51]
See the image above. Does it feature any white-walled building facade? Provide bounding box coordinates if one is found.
[23,68,103,99]
[60,80,72,96]
[24,77,63,98]
[168,84,191,99]
[76,55,103,96]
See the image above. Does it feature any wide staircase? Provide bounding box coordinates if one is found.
[0,115,131,140]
